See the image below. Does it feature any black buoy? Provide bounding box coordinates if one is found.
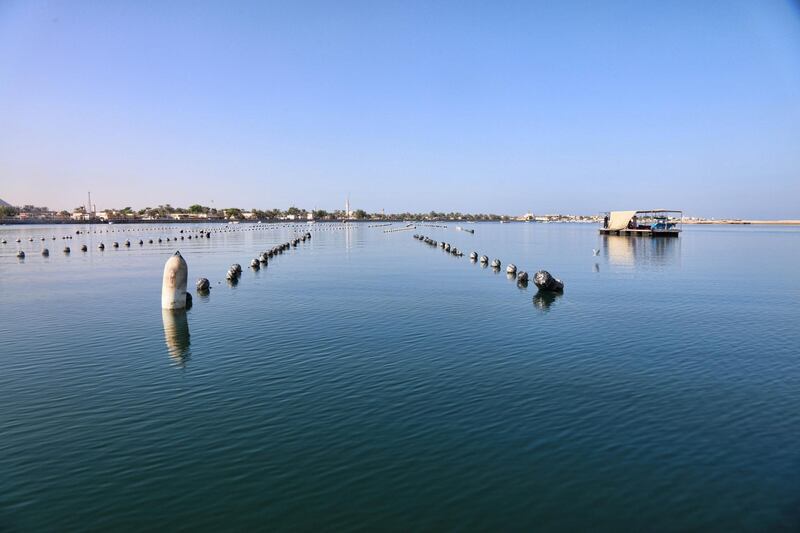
[41,248,49,256]
[16,250,25,259]
[533,270,564,292]
[64,246,71,254]
[196,278,210,292]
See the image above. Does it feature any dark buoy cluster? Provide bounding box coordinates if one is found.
[413,234,440,248]
[196,278,210,292]
[216,232,313,287]
[16,250,25,259]
[533,270,564,292]
[41,248,49,257]
[414,235,463,257]
[226,263,242,282]
[412,234,564,295]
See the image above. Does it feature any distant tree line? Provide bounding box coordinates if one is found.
[1,202,510,221]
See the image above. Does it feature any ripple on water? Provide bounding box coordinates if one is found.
[0,222,799,530]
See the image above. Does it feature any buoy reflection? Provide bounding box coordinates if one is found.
[162,309,191,366]
[533,290,562,312]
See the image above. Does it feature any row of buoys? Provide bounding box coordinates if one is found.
[413,233,563,292]
[3,222,368,250]
[9,233,209,257]
[384,226,416,233]
[9,225,335,263]
[223,232,312,286]
[6,223,362,263]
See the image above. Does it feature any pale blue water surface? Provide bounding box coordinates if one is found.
[0,222,798,531]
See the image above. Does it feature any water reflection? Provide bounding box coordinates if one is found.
[602,235,680,267]
[533,290,562,312]
[162,309,191,366]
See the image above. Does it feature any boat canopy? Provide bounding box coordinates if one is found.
[607,211,637,231]
[606,210,683,230]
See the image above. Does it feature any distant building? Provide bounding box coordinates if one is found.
[345,196,353,219]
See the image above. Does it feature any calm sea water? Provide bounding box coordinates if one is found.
[1,222,798,531]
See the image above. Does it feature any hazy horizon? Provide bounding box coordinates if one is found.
[1,1,799,218]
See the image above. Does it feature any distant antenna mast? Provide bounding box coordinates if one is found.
[88,191,92,220]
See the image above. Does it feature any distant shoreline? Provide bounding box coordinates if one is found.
[1,218,798,226]
[683,220,800,225]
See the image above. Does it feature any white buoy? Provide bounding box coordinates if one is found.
[162,251,188,309]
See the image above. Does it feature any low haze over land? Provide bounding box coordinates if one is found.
[1,1,798,218]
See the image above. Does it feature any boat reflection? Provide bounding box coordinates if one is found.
[602,234,680,268]
[162,309,191,366]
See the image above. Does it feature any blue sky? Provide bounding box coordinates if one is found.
[1,0,798,217]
